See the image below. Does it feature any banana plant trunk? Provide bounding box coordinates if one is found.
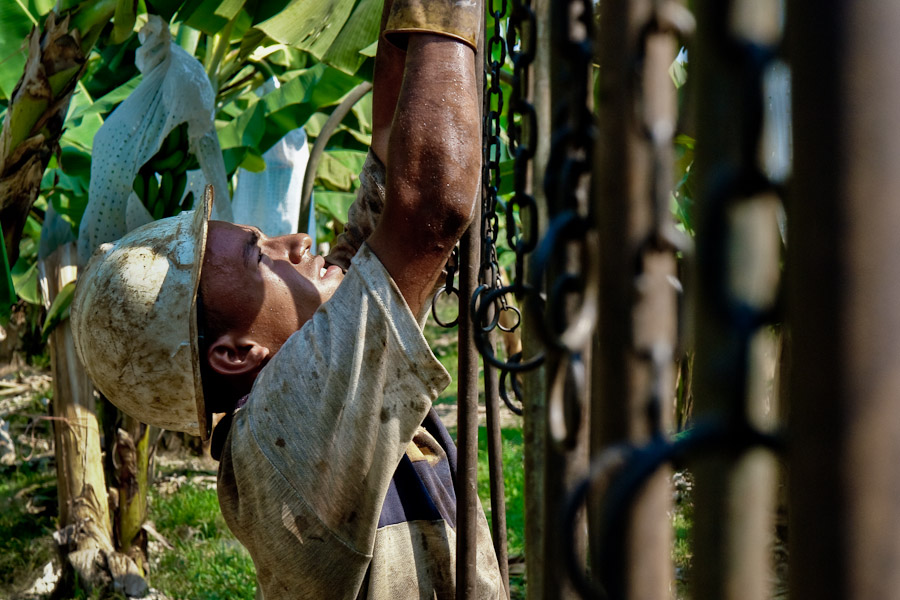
[0,0,115,264]
[42,243,146,597]
[113,414,152,571]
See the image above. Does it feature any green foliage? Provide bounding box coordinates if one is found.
[673,133,695,235]
[150,484,257,599]
[41,280,76,343]
[477,426,526,559]
[0,216,18,323]
[12,213,43,306]
[0,0,54,101]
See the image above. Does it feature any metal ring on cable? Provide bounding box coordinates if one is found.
[470,284,502,333]
[431,286,460,328]
[529,210,602,353]
[474,283,545,373]
[548,352,587,449]
[497,304,521,333]
[498,353,525,415]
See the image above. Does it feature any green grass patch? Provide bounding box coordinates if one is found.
[0,460,58,597]
[149,484,256,599]
[424,321,461,405]
[476,426,526,559]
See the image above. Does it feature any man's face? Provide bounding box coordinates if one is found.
[201,221,344,355]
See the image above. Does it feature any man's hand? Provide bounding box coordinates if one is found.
[367,28,480,318]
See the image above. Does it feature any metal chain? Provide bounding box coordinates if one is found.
[478,0,511,320]
[531,0,597,450]
[562,0,786,596]
[534,0,597,353]
[472,0,528,417]
[506,0,538,289]
[472,0,544,416]
[631,1,695,438]
[701,7,784,346]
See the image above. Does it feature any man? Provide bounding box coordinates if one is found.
[70,0,503,598]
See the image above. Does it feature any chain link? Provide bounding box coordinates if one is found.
[471,0,544,415]
[431,246,460,328]
[527,0,596,450]
[562,0,787,596]
[479,0,509,316]
[532,0,597,355]
[630,1,694,442]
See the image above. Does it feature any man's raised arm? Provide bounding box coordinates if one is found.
[366,5,481,318]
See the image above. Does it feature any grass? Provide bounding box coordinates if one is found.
[425,320,466,406]
[143,427,528,600]
[478,426,526,600]
[476,426,526,559]
[0,384,57,599]
[149,483,256,599]
[0,460,58,596]
[426,320,528,598]
[1,322,529,598]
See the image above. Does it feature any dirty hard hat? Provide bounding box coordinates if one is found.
[71,186,213,439]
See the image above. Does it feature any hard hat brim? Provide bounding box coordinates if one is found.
[190,185,213,440]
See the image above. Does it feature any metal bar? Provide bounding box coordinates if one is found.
[523,0,550,596]
[592,0,684,596]
[542,0,593,596]
[484,339,511,597]
[788,0,900,597]
[457,223,481,600]
[456,14,485,598]
[690,1,783,598]
[298,81,373,230]
[481,0,511,591]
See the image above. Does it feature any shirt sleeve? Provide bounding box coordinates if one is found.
[216,244,450,600]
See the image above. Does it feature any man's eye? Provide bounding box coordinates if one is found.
[257,251,264,264]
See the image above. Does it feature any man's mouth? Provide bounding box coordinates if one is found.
[320,265,342,279]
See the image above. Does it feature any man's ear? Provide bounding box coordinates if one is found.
[207,333,270,377]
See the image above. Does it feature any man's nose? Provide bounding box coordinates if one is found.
[272,233,312,264]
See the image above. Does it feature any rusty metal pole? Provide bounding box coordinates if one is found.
[592,0,688,597]
[788,0,900,597]
[541,0,594,597]
[690,1,783,599]
[457,210,481,600]
[522,0,551,596]
[456,11,485,599]
[484,345,511,597]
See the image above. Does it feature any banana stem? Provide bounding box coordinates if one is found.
[206,18,236,92]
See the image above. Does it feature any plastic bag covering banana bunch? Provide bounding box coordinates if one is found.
[77,15,233,265]
[232,126,309,236]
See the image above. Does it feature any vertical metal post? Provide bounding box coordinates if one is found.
[593,0,687,597]
[457,225,480,600]
[523,0,551,596]
[542,0,594,597]
[691,1,783,598]
[484,348,511,597]
[788,0,900,597]
[457,15,485,598]
[482,0,513,592]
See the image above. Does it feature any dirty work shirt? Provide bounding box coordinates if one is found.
[216,244,504,600]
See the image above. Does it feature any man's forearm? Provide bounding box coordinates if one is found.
[366,1,481,317]
[387,35,480,230]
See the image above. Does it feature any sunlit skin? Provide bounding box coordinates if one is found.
[199,221,344,394]
[199,33,478,413]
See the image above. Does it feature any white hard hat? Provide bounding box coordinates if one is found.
[71,187,212,439]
